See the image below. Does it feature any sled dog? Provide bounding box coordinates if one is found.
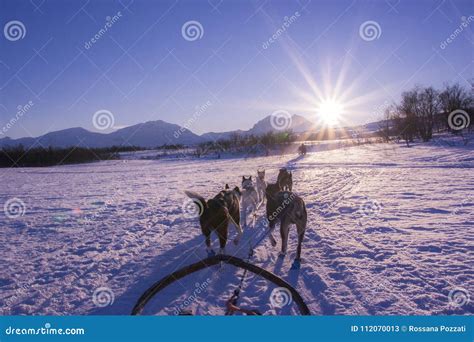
[185,186,243,255]
[265,182,307,268]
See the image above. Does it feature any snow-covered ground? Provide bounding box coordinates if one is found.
[0,138,473,315]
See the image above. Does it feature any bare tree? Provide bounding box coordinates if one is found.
[396,89,418,146]
[439,83,473,132]
[376,107,393,142]
[416,87,439,141]
[439,83,472,113]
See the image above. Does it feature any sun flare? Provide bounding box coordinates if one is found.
[317,100,344,125]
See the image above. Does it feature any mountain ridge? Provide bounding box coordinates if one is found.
[0,114,383,149]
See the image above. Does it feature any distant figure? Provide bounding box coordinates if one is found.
[298,143,307,156]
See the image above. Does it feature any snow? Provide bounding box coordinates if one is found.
[0,137,473,315]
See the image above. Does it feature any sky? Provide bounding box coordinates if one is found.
[0,0,473,139]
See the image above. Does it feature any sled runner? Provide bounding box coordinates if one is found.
[131,254,311,315]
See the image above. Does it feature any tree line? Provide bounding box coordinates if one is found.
[378,83,473,146]
[0,145,143,167]
[195,131,296,157]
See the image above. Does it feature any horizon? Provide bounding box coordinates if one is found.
[0,111,383,140]
[1,0,473,140]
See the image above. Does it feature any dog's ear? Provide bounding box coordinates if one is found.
[242,176,246,181]
[225,184,229,189]
[249,176,252,180]
[234,186,241,195]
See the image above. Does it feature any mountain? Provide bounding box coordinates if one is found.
[200,130,245,141]
[0,115,387,149]
[247,114,314,135]
[200,114,315,141]
[0,120,203,149]
[107,120,203,147]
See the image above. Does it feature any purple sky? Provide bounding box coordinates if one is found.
[0,0,473,138]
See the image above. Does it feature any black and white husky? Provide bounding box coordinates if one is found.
[241,176,260,228]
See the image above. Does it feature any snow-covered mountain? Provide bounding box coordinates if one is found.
[198,130,246,141]
[0,115,386,149]
[106,120,203,147]
[200,114,315,141]
[248,114,315,134]
[0,127,103,148]
[0,120,203,149]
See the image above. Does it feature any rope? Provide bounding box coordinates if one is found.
[225,223,274,315]
[131,254,311,315]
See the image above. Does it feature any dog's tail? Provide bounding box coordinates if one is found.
[295,199,307,227]
[184,190,207,211]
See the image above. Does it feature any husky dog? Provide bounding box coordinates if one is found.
[185,186,243,256]
[256,169,266,204]
[241,176,260,228]
[265,182,307,269]
[277,168,293,192]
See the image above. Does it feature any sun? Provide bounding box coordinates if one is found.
[317,100,344,125]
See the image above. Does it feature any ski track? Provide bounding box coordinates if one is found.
[0,141,473,315]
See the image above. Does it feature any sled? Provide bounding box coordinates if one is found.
[131,254,311,315]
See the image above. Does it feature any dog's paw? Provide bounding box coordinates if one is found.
[270,239,277,247]
[291,259,301,270]
[278,252,286,258]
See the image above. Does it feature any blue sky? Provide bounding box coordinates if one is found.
[0,0,473,138]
